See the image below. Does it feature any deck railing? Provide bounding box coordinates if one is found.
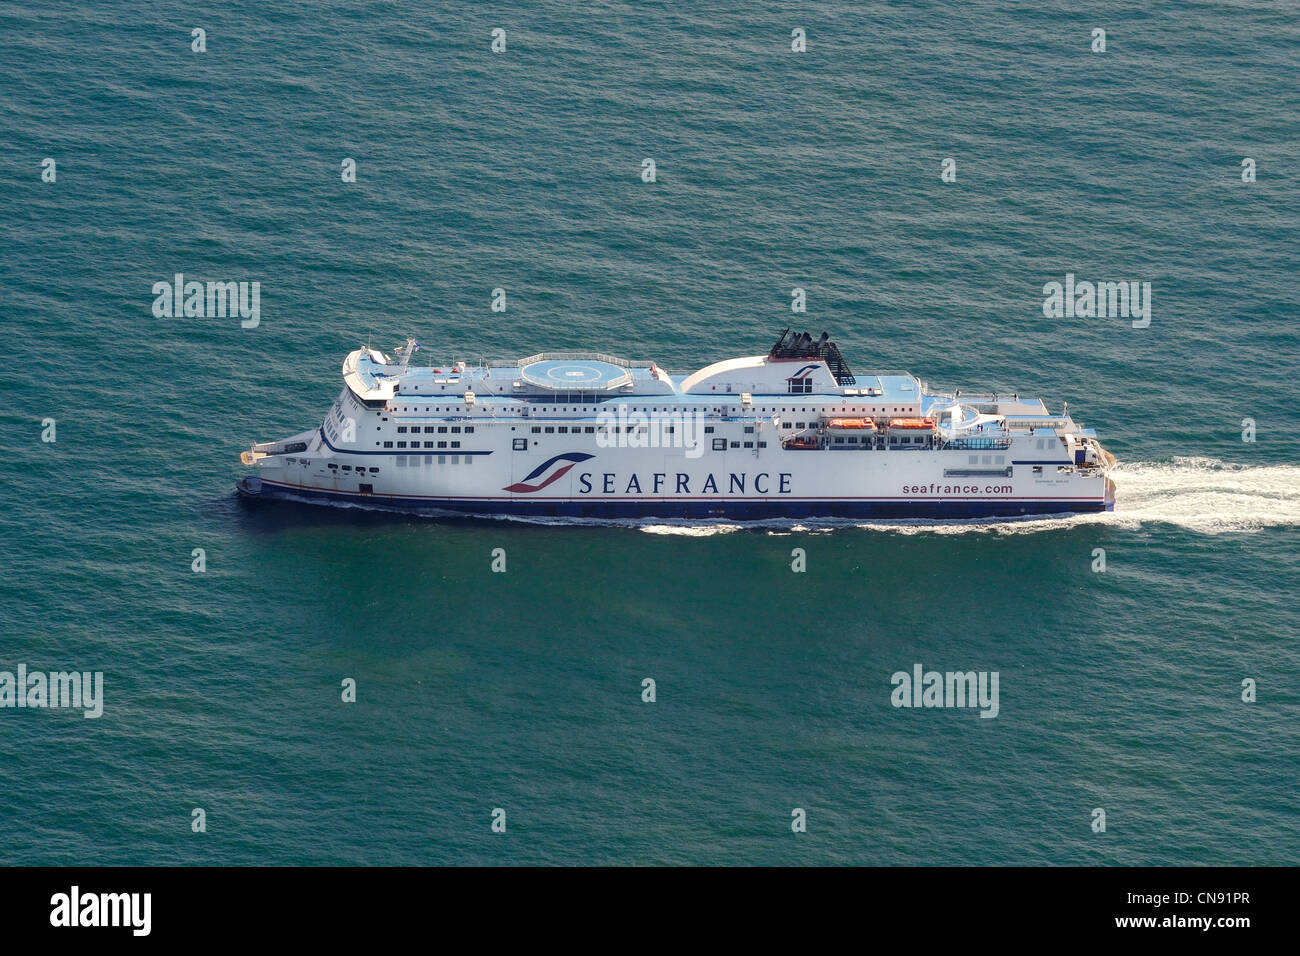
[942,437,1013,450]
[488,351,656,370]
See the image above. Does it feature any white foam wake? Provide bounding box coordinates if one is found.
[1103,456,1300,534]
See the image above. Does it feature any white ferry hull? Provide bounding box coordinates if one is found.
[238,334,1117,521]
[238,429,1113,520]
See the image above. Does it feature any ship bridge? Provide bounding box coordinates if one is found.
[343,348,399,405]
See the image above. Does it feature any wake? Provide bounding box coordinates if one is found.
[1102,456,1300,534]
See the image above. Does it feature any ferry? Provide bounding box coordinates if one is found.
[237,330,1116,519]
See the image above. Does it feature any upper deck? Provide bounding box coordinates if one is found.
[341,335,1086,438]
[346,337,928,410]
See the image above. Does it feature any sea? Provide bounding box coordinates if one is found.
[0,0,1296,865]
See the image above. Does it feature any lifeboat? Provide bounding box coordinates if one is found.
[888,417,936,430]
[826,417,877,430]
[784,436,821,450]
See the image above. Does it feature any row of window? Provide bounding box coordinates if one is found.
[396,455,472,466]
[307,444,1010,472]
[387,403,917,416]
[522,424,794,436]
[322,456,473,471]
[383,419,912,437]
[711,439,768,450]
[327,464,380,474]
[380,440,462,449]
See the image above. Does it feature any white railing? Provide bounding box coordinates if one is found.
[487,351,656,369]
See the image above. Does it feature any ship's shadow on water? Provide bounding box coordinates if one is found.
[225,490,514,534]
[223,488,1100,536]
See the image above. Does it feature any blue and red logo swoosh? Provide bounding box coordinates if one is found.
[504,452,595,493]
[787,363,819,381]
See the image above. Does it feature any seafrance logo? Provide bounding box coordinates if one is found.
[504,452,794,496]
[504,452,595,493]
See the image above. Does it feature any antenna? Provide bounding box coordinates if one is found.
[398,337,419,373]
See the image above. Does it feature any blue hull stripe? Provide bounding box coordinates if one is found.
[241,479,1112,518]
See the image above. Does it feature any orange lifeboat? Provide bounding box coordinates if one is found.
[827,418,877,430]
[784,436,821,450]
[889,417,937,430]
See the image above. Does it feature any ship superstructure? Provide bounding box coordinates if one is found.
[238,331,1116,519]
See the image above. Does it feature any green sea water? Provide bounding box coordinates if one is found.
[1,0,1297,864]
